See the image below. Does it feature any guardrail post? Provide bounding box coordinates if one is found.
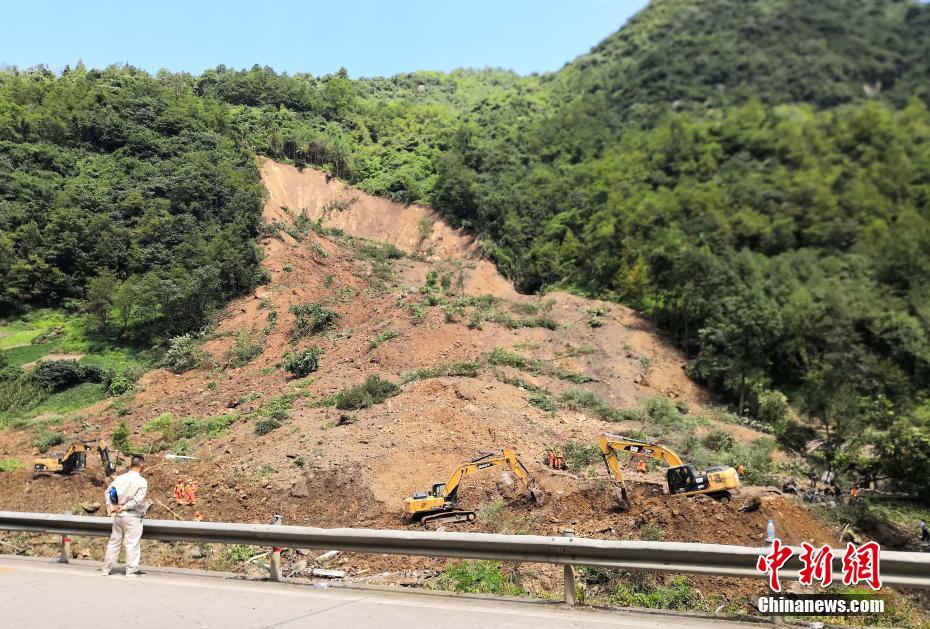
[765,520,783,626]
[59,535,71,564]
[562,528,576,606]
[269,515,282,582]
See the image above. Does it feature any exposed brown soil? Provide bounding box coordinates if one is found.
[0,160,848,612]
[21,353,85,370]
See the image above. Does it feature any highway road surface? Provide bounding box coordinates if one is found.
[0,555,759,628]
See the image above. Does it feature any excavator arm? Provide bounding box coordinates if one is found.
[440,449,541,504]
[599,434,684,467]
[95,440,116,477]
[598,434,686,510]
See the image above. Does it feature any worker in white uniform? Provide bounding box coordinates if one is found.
[101,454,148,577]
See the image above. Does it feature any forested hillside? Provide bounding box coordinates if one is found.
[0,67,265,342]
[1,0,929,495]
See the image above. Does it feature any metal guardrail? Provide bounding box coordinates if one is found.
[2,510,929,594]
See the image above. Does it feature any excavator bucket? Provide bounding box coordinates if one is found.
[615,484,632,511]
[529,484,546,506]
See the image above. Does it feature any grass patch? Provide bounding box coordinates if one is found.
[431,560,522,596]
[255,394,294,421]
[610,574,705,612]
[368,329,400,350]
[528,394,556,412]
[478,498,506,524]
[0,378,48,420]
[208,543,257,571]
[236,391,263,405]
[493,372,550,395]
[334,375,400,410]
[560,389,620,421]
[402,360,482,383]
[144,412,238,452]
[254,417,282,436]
[290,303,339,342]
[356,241,404,262]
[0,458,23,472]
[640,524,666,541]
[867,498,930,528]
[550,367,596,384]
[78,349,147,376]
[2,343,59,367]
[554,344,596,358]
[226,332,264,368]
[563,441,601,471]
[485,348,593,383]
[0,326,46,350]
[34,430,66,453]
[30,383,105,415]
[485,348,539,371]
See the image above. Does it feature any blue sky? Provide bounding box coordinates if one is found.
[0,0,649,78]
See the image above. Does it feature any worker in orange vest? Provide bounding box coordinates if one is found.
[547,449,555,468]
[635,460,647,474]
[736,464,746,477]
[185,480,197,506]
[554,450,564,470]
[174,479,185,503]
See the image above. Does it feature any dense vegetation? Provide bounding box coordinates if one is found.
[2,0,930,496]
[0,65,265,343]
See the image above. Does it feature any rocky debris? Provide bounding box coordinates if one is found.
[80,502,101,514]
[288,559,308,576]
[184,545,205,560]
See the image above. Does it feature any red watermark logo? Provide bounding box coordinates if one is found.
[757,539,882,592]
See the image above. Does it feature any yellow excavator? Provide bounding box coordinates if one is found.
[598,434,740,510]
[34,439,116,477]
[404,449,545,524]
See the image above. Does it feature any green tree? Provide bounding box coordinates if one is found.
[85,269,118,331]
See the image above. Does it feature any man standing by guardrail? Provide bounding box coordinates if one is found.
[101,455,149,578]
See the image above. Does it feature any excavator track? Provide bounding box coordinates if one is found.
[420,510,476,526]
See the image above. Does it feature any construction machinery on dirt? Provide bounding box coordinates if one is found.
[598,434,741,510]
[403,449,545,525]
[34,439,117,477]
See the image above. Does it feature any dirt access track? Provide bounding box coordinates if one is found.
[0,159,843,604]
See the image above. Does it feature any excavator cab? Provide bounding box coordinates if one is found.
[430,483,447,498]
[666,463,737,503]
[667,465,706,495]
